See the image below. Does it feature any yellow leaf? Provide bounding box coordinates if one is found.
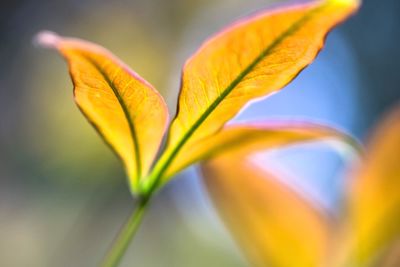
[35,31,169,193]
[340,107,400,266]
[165,121,360,178]
[201,156,331,267]
[148,0,360,186]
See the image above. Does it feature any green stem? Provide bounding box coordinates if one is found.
[101,198,150,267]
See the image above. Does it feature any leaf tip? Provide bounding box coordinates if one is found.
[33,30,61,49]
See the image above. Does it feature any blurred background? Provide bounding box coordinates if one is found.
[0,0,399,266]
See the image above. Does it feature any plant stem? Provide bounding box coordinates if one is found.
[101,197,150,267]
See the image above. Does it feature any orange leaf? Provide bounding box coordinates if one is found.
[165,121,360,178]
[202,156,331,267]
[149,0,360,185]
[35,31,169,193]
[340,107,400,266]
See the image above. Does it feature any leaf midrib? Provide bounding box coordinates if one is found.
[145,2,327,193]
[84,56,143,181]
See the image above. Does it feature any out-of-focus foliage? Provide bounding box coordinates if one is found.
[202,156,331,267]
[202,105,400,266]
[340,106,400,266]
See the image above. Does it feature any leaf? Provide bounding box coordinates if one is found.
[165,121,360,178]
[201,156,331,267]
[340,107,400,266]
[380,240,400,267]
[152,0,360,184]
[35,31,169,193]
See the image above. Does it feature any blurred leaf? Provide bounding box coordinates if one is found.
[341,107,400,266]
[158,0,360,183]
[380,240,400,267]
[165,121,360,177]
[35,31,169,193]
[201,156,331,267]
